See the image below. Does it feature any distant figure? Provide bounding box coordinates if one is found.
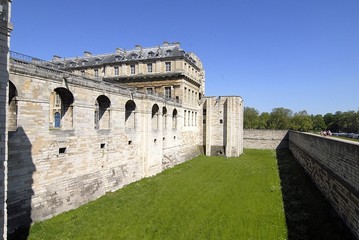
[327,130,332,136]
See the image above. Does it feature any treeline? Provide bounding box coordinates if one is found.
[244,107,359,133]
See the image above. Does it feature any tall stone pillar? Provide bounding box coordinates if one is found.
[0,1,12,239]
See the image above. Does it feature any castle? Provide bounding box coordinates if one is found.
[6,38,244,234]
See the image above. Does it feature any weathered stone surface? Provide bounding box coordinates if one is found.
[289,132,359,239]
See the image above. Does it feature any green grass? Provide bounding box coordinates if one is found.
[28,149,287,240]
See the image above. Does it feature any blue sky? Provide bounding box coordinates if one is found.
[10,0,359,115]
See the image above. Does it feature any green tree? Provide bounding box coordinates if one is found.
[258,112,270,129]
[268,108,292,130]
[312,114,326,131]
[290,111,313,132]
[243,107,259,129]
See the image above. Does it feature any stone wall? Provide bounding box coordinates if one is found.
[289,131,359,238]
[0,1,12,239]
[244,129,288,149]
[202,96,243,157]
[6,61,202,233]
[6,58,242,234]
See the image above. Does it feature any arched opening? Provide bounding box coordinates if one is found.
[172,108,178,130]
[125,100,136,130]
[152,104,159,130]
[50,87,74,129]
[95,95,111,129]
[8,81,18,131]
[162,106,167,130]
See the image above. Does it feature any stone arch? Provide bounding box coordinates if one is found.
[152,104,159,130]
[172,108,178,130]
[50,87,74,129]
[95,95,111,129]
[162,106,167,130]
[125,100,136,129]
[8,81,18,131]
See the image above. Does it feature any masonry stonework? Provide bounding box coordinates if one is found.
[6,45,243,234]
[0,1,12,239]
[244,129,289,149]
[289,132,359,239]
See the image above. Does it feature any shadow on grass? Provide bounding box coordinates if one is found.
[276,149,356,240]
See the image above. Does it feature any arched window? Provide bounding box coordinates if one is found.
[152,104,159,130]
[8,81,18,131]
[50,87,74,129]
[162,106,167,130]
[125,100,136,130]
[172,109,178,130]
[95,95,111,129]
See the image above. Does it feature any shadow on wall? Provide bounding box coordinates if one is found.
[7,127,35,240]
[276,148,355,240]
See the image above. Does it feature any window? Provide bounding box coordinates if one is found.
[95,59,100,65]
[147,63,153,73]
[81,70,85,77]
[81,61,86,66]
[8,81,18,131]
[152,104,159,130]
[130,65,135,74]
[165,62,171,71]
[165,87,171,99]
[146,88,153,95]
[165,50,172,56]
[148,51,154,58]
[114,66,119,75]
[51,88,74,129]
[94,95,111,129]
[115,56,120,61]
[94,69,99,77]
[54,112,61,128]
[162,106,167,130]
[125,100,136,130]
[172,109,178,129]
[184,110,187,126]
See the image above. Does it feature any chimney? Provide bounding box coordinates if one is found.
[163,41,169,46]
[172,42,180,47]
[52,55,62,62]
[84,51,92,57]
[135,44,142,50]
[116,48,123,54]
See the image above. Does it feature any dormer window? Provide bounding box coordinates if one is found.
[115,56,121,61]
[81,60,87,66]
[69,61,76,67]
[165,50,172,56]
[95,59,101,65]
[130,53,137,60]
[148,51,154,58]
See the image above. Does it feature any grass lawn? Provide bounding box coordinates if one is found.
[27,149,287,240]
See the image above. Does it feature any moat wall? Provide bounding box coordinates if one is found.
[289,131,359,239]
[244,129,288,149]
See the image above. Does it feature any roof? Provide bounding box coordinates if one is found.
[52,42,201,69]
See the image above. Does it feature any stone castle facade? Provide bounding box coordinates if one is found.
[6,41,244,234]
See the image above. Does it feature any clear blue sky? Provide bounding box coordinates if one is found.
[10,0,359,115]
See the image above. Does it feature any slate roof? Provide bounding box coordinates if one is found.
[53,42,200,69]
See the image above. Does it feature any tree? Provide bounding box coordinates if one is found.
[243,107,259,129]
[268,107,292,129]
[290,111,313,132]
[312,114,326,131]
[258,112,270,129]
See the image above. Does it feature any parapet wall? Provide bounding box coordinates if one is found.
[288,131,359,238]
[244,129,288,149]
